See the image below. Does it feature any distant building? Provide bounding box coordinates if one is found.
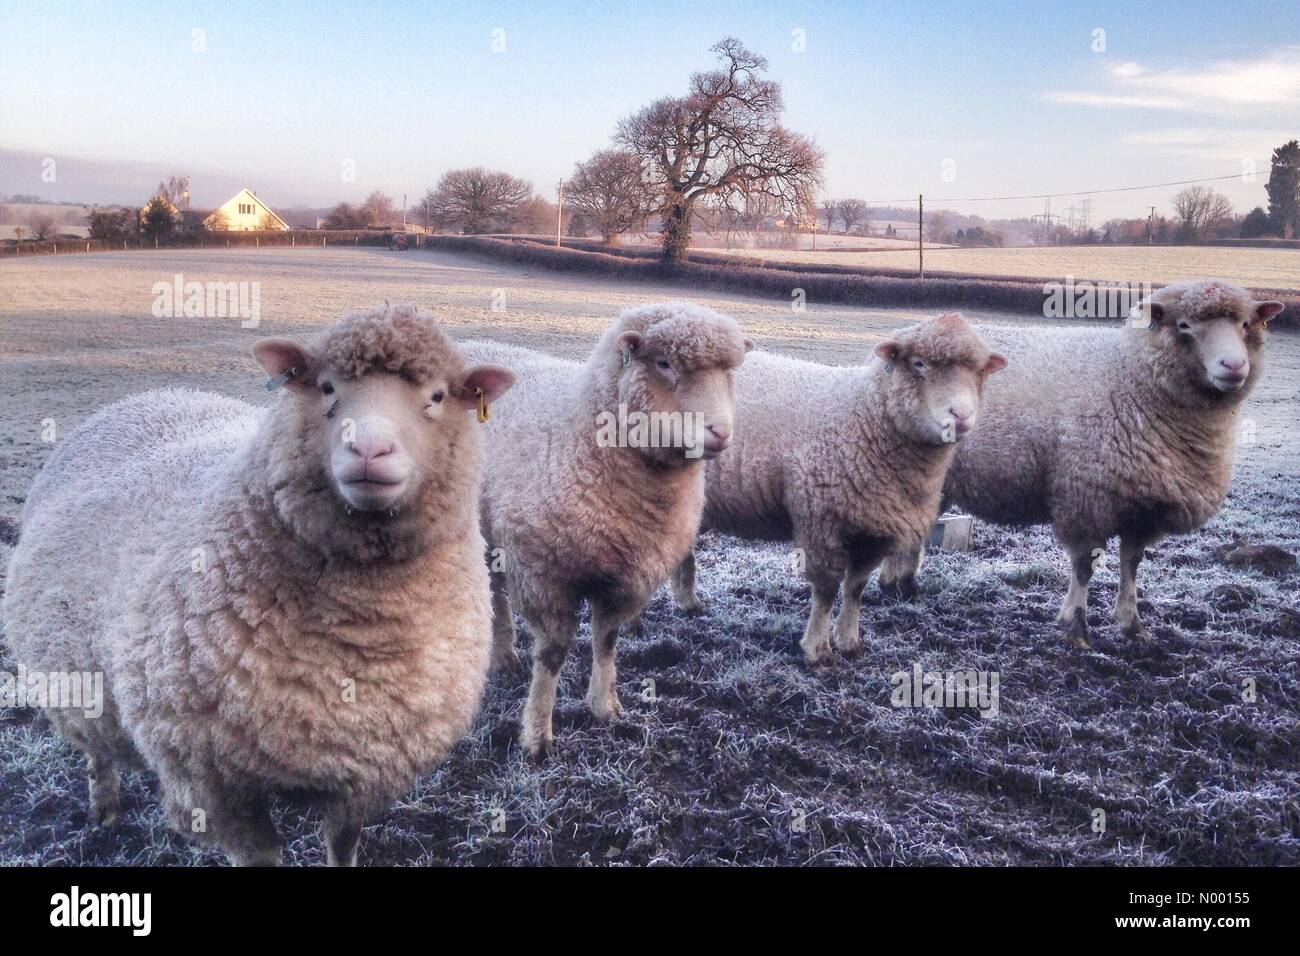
[204,188,289,231]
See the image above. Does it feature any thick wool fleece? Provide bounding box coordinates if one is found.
[702,313,997,577]
[459,302,749,754]
[3,309,493,864]
[902,279,1272,646]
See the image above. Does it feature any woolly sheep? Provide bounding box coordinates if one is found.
[460,302,752,758]
[878,278,1285,648]
[670,311,1007,666]
[1,304,515,865]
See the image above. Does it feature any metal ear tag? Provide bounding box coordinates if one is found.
[266,367,298,391]
[475,387,491,423]
[621,351,631,369]
[885,358,895,373]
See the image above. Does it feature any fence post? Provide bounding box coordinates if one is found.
[918,193,924,280]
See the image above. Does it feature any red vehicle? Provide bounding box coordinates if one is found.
[386,232,410,251]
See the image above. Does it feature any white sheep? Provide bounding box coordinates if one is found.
[460,302,752,758]
[1,304,515,865]
[670,311,1007,665]
[878,278,1284,647]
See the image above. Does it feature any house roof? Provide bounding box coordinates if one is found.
[215,188,290,229]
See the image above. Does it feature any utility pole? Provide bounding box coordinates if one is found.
[918,194,924,279]
[556,179,564,248]
[1148,206,1156,245]
[402,193,407,230]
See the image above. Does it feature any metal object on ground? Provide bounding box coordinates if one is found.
[927,513,973,551]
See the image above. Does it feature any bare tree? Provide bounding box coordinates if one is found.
[836,198,867,234]
[157,175,191,209]
[925,209,951,244]
[566,149,652,244]
[1173,185,1234,241]
[360,190,395,226]
[820,199,837,232]
[322,202,368,230]
[26,212,56,240]
[418,167,534,234]
[616,37,824,263]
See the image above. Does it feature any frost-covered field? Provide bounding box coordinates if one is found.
[725,243,1300,289]
[1,246,1297,865]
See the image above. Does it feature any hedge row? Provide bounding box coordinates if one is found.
[424,235,1300,327]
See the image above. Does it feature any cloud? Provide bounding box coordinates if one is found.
[1116,127,1296,163]
[1043,46,1300,113]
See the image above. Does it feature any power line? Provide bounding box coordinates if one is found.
[862,172,1247,207]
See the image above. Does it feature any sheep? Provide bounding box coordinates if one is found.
[459,302,752,758]
[1,304,515,866]
[669,311,1008,666]
[878,278,1285,648]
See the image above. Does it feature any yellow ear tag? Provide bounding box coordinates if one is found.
[476,387,491,423]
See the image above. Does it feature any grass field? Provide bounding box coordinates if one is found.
[724,243,1300,289]
[2,246,1298,865]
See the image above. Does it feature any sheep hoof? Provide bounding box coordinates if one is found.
[1062,609,1091,649]
[519,727,553,762]
[491,647,524,675]
[879,576,918,602]
[837,639,863,659]
[675,596,705,615]
[587,692,623,723]
[1121,620,1152,643]
[801,641,833,668]
[90,804,119,829]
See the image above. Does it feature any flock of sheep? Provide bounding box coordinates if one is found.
[1,277,1282,865]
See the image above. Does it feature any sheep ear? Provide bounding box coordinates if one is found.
[984,352,1008,374]
[454,364,515,410]
[253,339,315,392]
[1253,301,1285,325]
[742,337,755,353]
[874,341,901,363]
[617,330,642,367]
[1141,302,1166,329]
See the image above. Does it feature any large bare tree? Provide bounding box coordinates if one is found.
[836,198,867,234]
[419,167,533,234]
[566,149,652,244]
[1173,185,1233,240]
[360,190,395,226]
[616,37,824,263]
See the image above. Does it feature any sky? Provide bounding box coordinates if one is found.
[1,0,1298,223]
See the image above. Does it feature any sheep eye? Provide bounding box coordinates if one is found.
[912,359,926,371]
[430,390,444,404]
[321,382,335,395]
[656,359,672,371]
[1177,322,1192,332]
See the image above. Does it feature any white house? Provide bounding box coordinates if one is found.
[204,188,289,231]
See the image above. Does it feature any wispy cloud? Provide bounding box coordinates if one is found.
[1117,127,1296,163]
[1043,46,1300,113]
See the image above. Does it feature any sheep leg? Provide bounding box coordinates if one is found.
[586,602,641,722]
[799,574,840,667]
[1115,533,1155,642]
[1057,543,1100,649]
[323,811,363,867]
[520,620,577,759]
[878,546,922,601]
[86,752,121,828]
[489,572,522,674]
[214,792,281,867]
[833,558,883,657]
[669,548,703,613]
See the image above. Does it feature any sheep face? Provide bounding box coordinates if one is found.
[874,313,1008,445]
[613,327,752,464]
[254,331,513,528]
[1138,280,1284,398]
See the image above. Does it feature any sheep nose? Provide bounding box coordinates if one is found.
[706,424,732,444]
[1219,356,1247,372]
[347,430,396,462]
[949,404,975,433]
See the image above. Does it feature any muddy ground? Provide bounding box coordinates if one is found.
[1,246,1297,865]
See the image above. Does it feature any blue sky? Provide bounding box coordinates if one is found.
[1,0,1297,221]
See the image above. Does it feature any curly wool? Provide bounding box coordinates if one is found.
[701,312,996,579]
[317,303,466,383]
[2,310,493,864]
[946,287,1265,547]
